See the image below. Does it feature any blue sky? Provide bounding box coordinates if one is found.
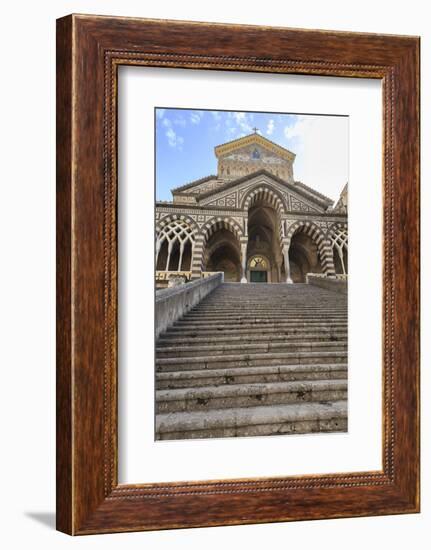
[155,108,348,203]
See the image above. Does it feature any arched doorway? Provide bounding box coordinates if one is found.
[287,230,323,283]
[245,187,285,283]
[248,255,270,282]
[203,228,242,282]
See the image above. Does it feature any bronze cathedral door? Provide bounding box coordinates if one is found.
[250,270,268,283]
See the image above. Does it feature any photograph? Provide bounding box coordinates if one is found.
[154,108,349,440]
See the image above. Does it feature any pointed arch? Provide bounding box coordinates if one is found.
[286,220,335,277]
[156,213,199,237]
[286,220,325,243]
[241,183,287,215]
[200,216,245,245]
[199,217,245,283]
[155,215,198,272]
[242,183,287,245]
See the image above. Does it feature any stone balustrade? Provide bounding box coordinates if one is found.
[155,272,224,338]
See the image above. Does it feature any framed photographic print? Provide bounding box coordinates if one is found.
[56,14,420,534]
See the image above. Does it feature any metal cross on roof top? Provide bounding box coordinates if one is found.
[252,127,259,134]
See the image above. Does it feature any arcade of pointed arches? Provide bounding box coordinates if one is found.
[156,207,348,286]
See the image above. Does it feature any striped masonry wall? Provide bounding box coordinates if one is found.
[190,234,205,280]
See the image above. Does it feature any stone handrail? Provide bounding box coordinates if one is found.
[156,270,192,282]
[155,272,224,338]
[306,273,347,294]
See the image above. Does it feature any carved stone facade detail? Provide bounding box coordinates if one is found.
[290,197,319,213]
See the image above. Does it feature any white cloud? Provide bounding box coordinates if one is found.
[231,111,253,134]
[165,127,184,150]
[225,111,253,135]
[156,108,165,119]
[284,115,348,202]
[224,126,237,140]
[162,117,171,128]
[211,111,222,121]
[190,111,204,124]
[266,119,275,135]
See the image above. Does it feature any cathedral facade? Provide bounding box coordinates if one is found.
[155,132,347,288]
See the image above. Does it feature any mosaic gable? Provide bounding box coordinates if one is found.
[198,174,324,213]
[217,141,294,183]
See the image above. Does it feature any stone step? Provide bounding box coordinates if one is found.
[172,321,348,337]
[156,363,347,389]
[156,379,348,413]
[192,310,346,316]
[194,302,346,308]
[174,316,347,327]
[157,331,348,346]
[183,315,347,322]
[155,400,347,440]
[195,299,346,304]
[156,350,347,371]
[198,302,345,307]
[205,283,335,291]
[165,324,347,337]
[204,298,344,301]
[199,303,346,308]
[185,308,347,320]
[202,295,345,301]
[156,340,347,358]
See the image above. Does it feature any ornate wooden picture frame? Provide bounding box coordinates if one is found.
[56,14,420,534]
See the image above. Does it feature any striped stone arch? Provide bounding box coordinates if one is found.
[156,213,199,238]
[286,220,336,277]
[241,184,287,215]
[200,216,245,245]
[242,184,287,243]
[189,217,245,281]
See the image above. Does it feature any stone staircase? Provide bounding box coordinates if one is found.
[155,283,348,440]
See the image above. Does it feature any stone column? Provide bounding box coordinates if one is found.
[190,234,205,280]
[165,241,173,272]
[282,243,293,284]
[240,242,248,283]
[277,261,282,283]
[177,242,185,272]
[155,239,161,268]
[320,240,336,278]
[335,244,346,275]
